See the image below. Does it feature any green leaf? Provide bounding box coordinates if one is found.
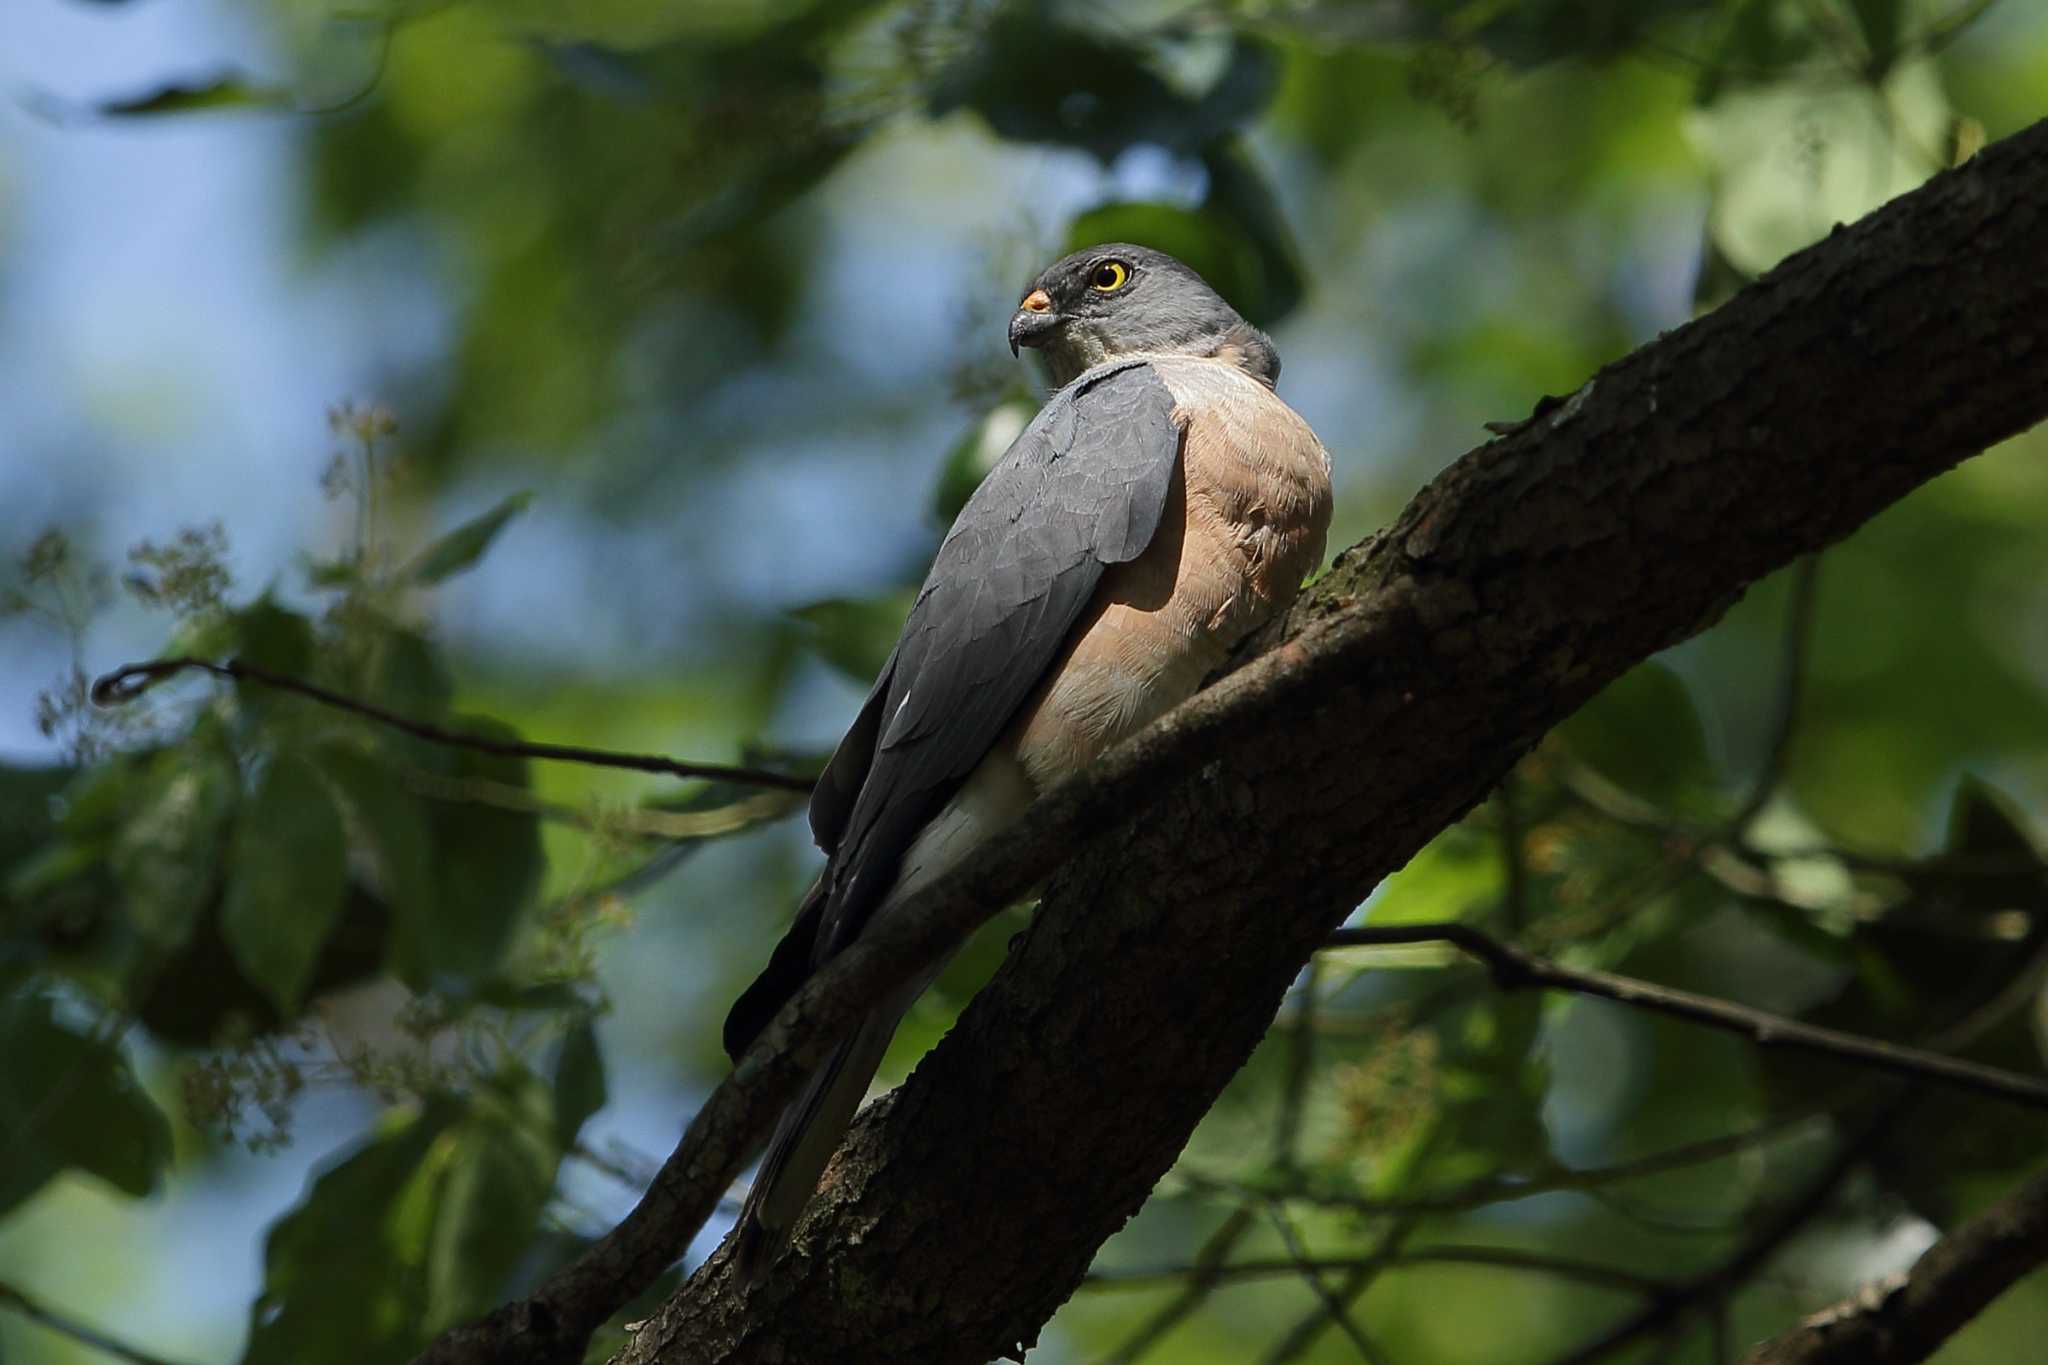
[4,838,104,904]
[1561,661,1718,812]
[401,718,543,983]
[99,75,288,118]
[0,988,174,1215]
[0,763,70,869]
[402,492,532,587]
[424,1072,558,1332]
[791,593,913,685]
[229,597,318,678]
[1367,821,1501,926]
[364,624,455,719]
[1849,0,1902,75]
[244,1099,465,1365]
[112,745,237,947]
[312,739,436,936]
[552,1016,607,1150]
[220,755,349,1015]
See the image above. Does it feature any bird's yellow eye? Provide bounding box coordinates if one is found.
[1090,260,1130,292]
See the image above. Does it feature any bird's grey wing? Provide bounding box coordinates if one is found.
[721,359,1181,1061]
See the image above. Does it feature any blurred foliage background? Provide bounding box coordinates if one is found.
[3,0,2047,1361]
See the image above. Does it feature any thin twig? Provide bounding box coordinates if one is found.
[1263,1202,1390,1365]
[1547,1096,1908,1364]
[1086,1245,1667,1297]
[1499,772,1529,931]
[1180,1108,1824,1218]
[90,655,815,792]
[1323,923,2048,1110]
[0,1281,196,1365]
[1258,1220,1416,1365]
[1273,959,1320,1173]
[1096,1204,1261,1364]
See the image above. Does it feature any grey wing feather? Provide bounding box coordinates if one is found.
[721,359,1181,1060]
[819,358,1181,950]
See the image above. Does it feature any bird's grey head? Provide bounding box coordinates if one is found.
[1007,244,1280,390]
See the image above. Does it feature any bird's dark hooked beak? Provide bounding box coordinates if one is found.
[1008,288,1060,356]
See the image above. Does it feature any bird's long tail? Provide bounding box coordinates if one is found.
[731,986,915,1283]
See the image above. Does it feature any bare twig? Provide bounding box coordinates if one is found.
[1258,1217,1419,1365]
[1323,923,2048,1110]
[1095,1204,1260,1364]
[1179,1108,1824,1218]
[1547,1098,1906,1364]
[1736,1163,2048,1364]
[89,655,815,792]
[1264,1203,1390,1364]
[1086,1245,1668,1298]
[0,1281,195,1365]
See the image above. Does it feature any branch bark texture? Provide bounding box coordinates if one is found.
[607,116,2048,1363]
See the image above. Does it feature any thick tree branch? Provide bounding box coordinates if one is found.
[1735,1164,2048,1365]
[421,114,2048,1365]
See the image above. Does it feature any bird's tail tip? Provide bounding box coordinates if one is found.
[729,1210,782,1288]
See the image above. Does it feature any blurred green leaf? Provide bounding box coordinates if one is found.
[99,75,288,118]
[552,1015,607,1150]
[1561,662,1717,812]
[791,594,912,685]
[930,19,1277,163]
[425,1070,560,1331]
[408,718,544,983]
[1369,821,1502,926]
[0,764,69,869]
[1849,0,1903,75]
[402,492,533,587]
[312,740,437,958]
[221,754,349,1015]
[363,622,456,719]
[231,597,318,678]
[112,744,237,947]
[0,989,173,1215]
[243,1099,465,1365]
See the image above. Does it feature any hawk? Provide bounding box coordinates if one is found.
[723,244,1334,1277]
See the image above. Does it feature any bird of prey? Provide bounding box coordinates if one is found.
[723,243,1334,1278]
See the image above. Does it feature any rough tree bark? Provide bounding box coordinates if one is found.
[544,115,2048,1365]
